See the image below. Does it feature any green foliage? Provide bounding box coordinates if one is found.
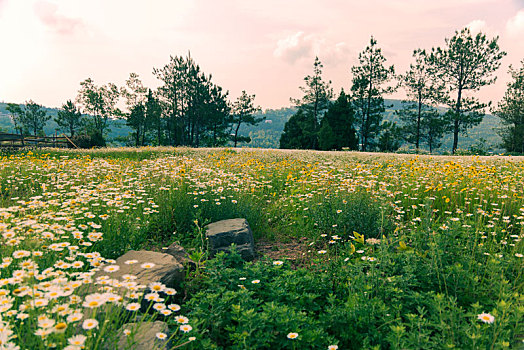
[186,252,340,349]
[398,49,445,152]
[318,89,358,151]
[55,100,83,137]
[422,110,447,153]
[70,131,106,148]
[351,36,396,151]
[306,191,393,239]
[6,102,26,135]
[281,57,334,150]
[2,148,523,349]
[493,60,524,153]
[144,89,163,145]
[291,56,333,123]
[279,109,318,149]
[127,103,146,147]
[318,121,337,150]
[378,120,402,152]
[429,27,506,153]
[153,53,231,147]
[121,73,148,146]
[21,100,50,136]
[231,91,263,147]
[76,77,121,138]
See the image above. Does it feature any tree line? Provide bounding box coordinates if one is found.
[4,27,523,153]
[281,28,523,154]
[6,53,263,148]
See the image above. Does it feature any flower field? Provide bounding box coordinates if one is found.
[0,147,523,349]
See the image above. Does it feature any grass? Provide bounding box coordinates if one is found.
[0,147,522,349]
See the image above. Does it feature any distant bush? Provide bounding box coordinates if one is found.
[71,131,106,148]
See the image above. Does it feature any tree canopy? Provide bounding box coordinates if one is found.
[429,27,506,153]
[493,61,524,153]
[351,36,395,151]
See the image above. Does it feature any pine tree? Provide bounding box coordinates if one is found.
[291,57,333,123]
[351,36,395,151]
[230,91,263,147]
[429,27,506,153]
[378,121,401,152]
[493,61,524,153]
[318,121,337,150]
[144,89,163,146]
[22,100,50,136]
[153,53,230,147]
[121,73,148,146]
[279,110,318,149]
[423,111,446,153]
[6,103,25,137]
[55,100,83,137]
[127,104,146,146]
[398,49,444,151]
[76,78,121,139]
[318,89,358,150]
[282,57,333,150]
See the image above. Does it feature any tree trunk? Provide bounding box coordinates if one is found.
[451,83,463,154]
[213,123,217,146]
[452,72,464,154]
[416,91,422,151]
[452,119,459,154]
[234,121,241,147]
[195,118,200,148]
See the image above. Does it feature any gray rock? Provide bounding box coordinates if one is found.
[113,321,170,350]
[165,243,195,269]
[205,218,255,261]
[94,250,184,290]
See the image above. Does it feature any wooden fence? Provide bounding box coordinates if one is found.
[0,133,77,149]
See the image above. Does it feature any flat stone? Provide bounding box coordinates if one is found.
[94,250,184,290]
[205,218,255,261]
[113,321,170,350]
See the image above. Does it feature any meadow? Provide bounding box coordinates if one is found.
[0,147,522,349]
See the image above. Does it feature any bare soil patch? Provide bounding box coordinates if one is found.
[255,237,313,268]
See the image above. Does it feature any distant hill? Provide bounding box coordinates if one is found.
[0,102,132,144]
[238,107,297,149]
[1,100,503,152]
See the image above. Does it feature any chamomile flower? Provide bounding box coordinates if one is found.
[180,325,192,333]
[82,319,99,330]
[477,312,495,324]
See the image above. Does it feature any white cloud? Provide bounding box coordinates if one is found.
[506,9,524,36]
[464,19,499,38]
[466,19,487,34]
[273,32,315,64]
[322,42,351,66]
[274,32,351,66]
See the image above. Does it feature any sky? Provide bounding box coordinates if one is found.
[0,0,523,110]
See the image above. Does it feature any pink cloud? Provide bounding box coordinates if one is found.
[34,1,85,35]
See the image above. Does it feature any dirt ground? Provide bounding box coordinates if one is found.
[254,237,314,268]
